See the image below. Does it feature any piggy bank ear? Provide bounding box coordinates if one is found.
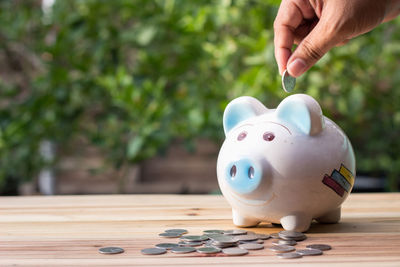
[223,96,268,135]
[275,94,324,135]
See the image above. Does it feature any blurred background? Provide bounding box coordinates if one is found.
[0,0,399,196]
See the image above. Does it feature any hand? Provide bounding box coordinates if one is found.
[274,0,400,77]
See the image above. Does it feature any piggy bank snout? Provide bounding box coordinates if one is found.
[225,157,264,195]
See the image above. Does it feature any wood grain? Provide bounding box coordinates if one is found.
[0,193,399,266]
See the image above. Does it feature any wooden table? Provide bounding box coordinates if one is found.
[1,193,399,266]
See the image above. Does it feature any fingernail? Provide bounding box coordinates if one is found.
[287,58,307,77]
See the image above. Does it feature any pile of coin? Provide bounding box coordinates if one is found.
[268,230,330,259]
[137,228,332,259]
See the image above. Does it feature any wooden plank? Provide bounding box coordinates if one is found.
[0,193,399,266]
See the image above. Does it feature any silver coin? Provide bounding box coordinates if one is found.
[233,235,259,242]
[282,69,296,93]
[155,243,179,250]
[306,244,332,251]
[203,233,224,239]
[203,230,225,234]
[270,233,280,239]
[239,239,264,244]
[197,247,221,254]
[159,232,182,238]
[178,241,203,247]
[209,235,236,244]
[297,248,323,256]
[222,247,249,256]
[171,246,196,254]
[270,245,296,253]
[180,235,209,242]
[99,247,124,254]
[274,239,297,246]
[165,228,188,234]
[238,243,264,250]
[223,229,248,235]
[141,247,166,255]
[278,231,307,241]
[256,234,271,240]
[277,252,303,259]
[207,241,236,248]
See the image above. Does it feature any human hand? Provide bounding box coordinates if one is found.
[274,0,400,77]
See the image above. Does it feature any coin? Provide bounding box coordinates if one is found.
[269,245,296,253]
[209,235,236,244]
[297,248,323,256]
[233,235,259,242]
[203,233,224,239]
[203,230,225,234]
[197,247,221,254]
[178,241,203,247]
[222,247,249,256]
[155,243,179,250]
[277,252,303,259]
[141,247,167,255]
[165,228,188,234]
[256,234,271,240]
[282,69,296,93]
[278,231,307,241]
[159,232,182,238]
[272,239,297,246]
[223,229,248,235]
[239,239,264,244]
[270,233,280,239]
[238,243,264,250]
[208,243,236,248]
[171,246,196,254]
[99,247,124,254]
[180,235,209,242]
[306,244,332,251]
[206,240,237,248]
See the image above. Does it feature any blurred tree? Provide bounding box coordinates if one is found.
[0,0,399,193]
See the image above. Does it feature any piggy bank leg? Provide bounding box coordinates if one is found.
[232,209,260,227]
[316,207,341,223]
[280,213,312,232]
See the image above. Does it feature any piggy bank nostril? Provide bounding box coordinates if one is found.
[230,165,237,178]
[248,166,255,179]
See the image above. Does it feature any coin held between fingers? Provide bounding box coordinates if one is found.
[282,69,296,93]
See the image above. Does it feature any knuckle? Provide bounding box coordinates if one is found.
[300,38,325,61]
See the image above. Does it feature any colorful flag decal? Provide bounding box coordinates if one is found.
[322,164,354,197]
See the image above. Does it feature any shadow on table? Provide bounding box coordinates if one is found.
[307,218,400,233]
[251,218,400,234]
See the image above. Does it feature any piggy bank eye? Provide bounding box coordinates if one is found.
[237,131,247,141]
[263,132,275,141]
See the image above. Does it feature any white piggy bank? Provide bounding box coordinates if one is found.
[217,94,355,232]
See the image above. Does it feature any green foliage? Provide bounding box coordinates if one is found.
[0,0,399,192]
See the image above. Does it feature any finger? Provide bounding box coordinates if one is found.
[274,0,315,74]
[286,17,343,77]
[336,39,350,47]
[293,20,317,44]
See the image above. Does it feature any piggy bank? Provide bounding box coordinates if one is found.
[217,94,355,232]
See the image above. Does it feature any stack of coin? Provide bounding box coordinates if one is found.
[269,230,331,259]
[205,234,237,248]
[158,228,188,238]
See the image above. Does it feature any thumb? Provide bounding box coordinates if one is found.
[287,20,340,77]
